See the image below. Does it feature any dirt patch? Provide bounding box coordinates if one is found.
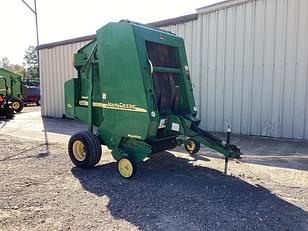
[0,135,307,230]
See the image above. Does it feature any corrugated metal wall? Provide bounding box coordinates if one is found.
[39,0,308,139]
[39,41,91,117]
[161,0,308,139]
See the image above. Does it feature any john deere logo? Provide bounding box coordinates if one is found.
[105,102,136,110]
[78,100,147,113]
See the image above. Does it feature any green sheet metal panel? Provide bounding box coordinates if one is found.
[96,22,152,141]
[0,68,23,98]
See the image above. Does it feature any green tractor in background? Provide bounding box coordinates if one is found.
[0,76,14,119]
[0,68,24,112]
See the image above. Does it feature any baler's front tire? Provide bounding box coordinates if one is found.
[68,131,102,168]
[184,139,200,155]
[11,97,24,113]
[117,157,136,179]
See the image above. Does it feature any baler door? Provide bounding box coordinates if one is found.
[152,72,180,112]
[146,42,181,113]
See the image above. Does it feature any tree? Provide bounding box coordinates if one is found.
[0,57,10,69]
[23,46,38,80]
[0,57,25,78]
[10,64,25,77]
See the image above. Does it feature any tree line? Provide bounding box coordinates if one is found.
[0,46,38,81]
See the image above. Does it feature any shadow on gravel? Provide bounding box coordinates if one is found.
[0,120,7,128]
[0,143,49,161]
[0,117,13,128]
[72,151,308,231]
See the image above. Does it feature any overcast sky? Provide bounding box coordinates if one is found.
[0,0,222,65]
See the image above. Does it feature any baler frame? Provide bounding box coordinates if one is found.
[65,21,241,178]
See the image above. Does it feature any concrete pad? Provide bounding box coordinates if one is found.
[1,106,308,171]
[0,106,86,144]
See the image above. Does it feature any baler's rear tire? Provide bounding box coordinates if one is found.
[11,97,24,113]
[68,131,102,168]
[184,139,200,155]
[117,157,136,179]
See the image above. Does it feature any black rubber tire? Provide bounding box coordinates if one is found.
[68,131,102,168]
[10,97,24,113]
[4,107,14,119]
[117,156,137,179]
[184,139,201,155]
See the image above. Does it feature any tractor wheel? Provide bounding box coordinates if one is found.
[117,157,136,179]
[11,97,24,113]
[68,131,102,168]
[4,107,14,119]
[184,139,200,155]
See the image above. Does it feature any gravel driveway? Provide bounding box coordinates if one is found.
[0,134,307,231]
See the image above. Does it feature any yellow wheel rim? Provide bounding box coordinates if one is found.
[186,140,196,151]
[12,102,20,110]
[118,158,133,178]
[72,140,86,161]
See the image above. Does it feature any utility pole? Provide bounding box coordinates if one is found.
[34,0,39,46]
[21,0,39,81]
[21,0,39,46]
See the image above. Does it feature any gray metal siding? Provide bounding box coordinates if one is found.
[39,0,308,139]
[39,41,90,117]
[160,0,308,139]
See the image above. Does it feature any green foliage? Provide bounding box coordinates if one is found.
[0,45,38,80]
[12,65,25,77]
[0,57,10,69]
[0,57,25,78]
[23,46,38,81]
[10,64,25,77]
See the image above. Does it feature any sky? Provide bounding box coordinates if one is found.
[0,0,222,65]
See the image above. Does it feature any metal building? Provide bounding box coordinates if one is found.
[38,0,308,140]
[39,35,94,118]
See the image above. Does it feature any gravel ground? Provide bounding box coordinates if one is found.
[0,135,307,231]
